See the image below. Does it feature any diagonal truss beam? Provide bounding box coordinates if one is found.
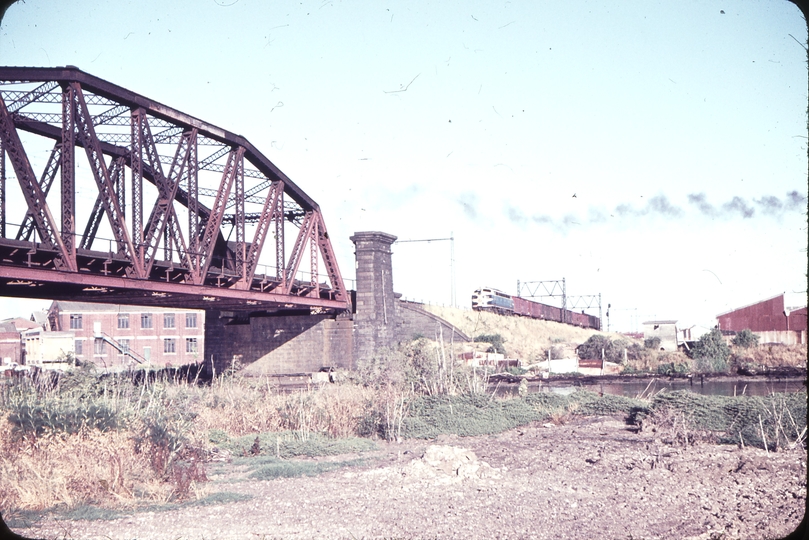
[138,122,197,277]
[233,180,283,290]
[17,142,61,242]
[283,210,316,295]
[0,67,351,312]
[80,156,125,251]
[198,146,244,279]
[7,81,59,113]
[70,82,143,277]
[314,212,347,302]
[0,94,75,270]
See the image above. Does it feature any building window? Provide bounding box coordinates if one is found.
[141,313,153,329]
[94,338,106,355]
[69,314,82,329]
[75,339,83,356]
[186,337,198,354]
[118,339,130,354]
[164,338,176,354]
[164,313,175,329]
[118,313,129,329]
[186,313,197,328]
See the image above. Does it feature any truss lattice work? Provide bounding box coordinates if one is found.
[0,67,348,312]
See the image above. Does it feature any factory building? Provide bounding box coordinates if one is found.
[717,293,807,345]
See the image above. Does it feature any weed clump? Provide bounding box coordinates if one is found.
[632,390,806,450]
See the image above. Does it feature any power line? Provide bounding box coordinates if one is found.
[394,233,455,307]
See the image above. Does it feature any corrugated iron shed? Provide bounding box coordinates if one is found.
[717,294,807,332]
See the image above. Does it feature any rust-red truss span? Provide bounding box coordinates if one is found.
[0,66,349,312]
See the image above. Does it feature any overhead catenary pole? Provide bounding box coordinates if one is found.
[518,278,601,327]
[562,277,566,325]
[395,235,456,307]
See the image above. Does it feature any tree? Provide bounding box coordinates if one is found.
[577,335,628,364]
[731,329,759,349]
[690,328,730,372]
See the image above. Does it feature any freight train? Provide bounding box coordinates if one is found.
[471,287,601,330]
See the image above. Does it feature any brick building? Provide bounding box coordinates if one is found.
[0,318,39,366]
[47,301,205,368]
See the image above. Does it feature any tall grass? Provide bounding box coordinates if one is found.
[1,340,804,516]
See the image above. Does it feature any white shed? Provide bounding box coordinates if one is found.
[642,320,678,351]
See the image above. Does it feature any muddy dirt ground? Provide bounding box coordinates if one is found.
[18,415,807,540]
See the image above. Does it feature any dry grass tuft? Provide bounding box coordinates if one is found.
[0,416,175,510]
[733,343,807,369]
[189,379,375,442]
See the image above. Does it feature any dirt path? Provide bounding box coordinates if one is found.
[22,415,806,540]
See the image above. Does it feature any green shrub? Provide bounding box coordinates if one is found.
[577,334,610,359]
[7,396,121,438]
[644,336,662,350]
[732,329,759,349]
[577,335,628,364]
[689,328,731,373]
[353,346,411,388]
[208,428,229,444]
[475,334,506,355]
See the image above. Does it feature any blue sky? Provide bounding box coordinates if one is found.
[0,0,806,331]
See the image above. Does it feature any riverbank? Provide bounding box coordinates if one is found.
[1,361,805,539]
[490,367,807,386]
[15,413,806,540]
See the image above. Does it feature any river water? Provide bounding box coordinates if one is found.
[498,377,806,398]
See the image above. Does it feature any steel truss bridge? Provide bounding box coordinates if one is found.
[0,66,349,313]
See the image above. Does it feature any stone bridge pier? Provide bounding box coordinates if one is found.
[203,231,469,376]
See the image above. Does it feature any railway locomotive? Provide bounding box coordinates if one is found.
[472,287,600,329]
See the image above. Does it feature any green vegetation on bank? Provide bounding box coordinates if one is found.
[0,335,805,517]
[245,456,368,480]
[217,430,377,459]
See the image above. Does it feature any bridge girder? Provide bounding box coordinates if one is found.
[0,66,349,313]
